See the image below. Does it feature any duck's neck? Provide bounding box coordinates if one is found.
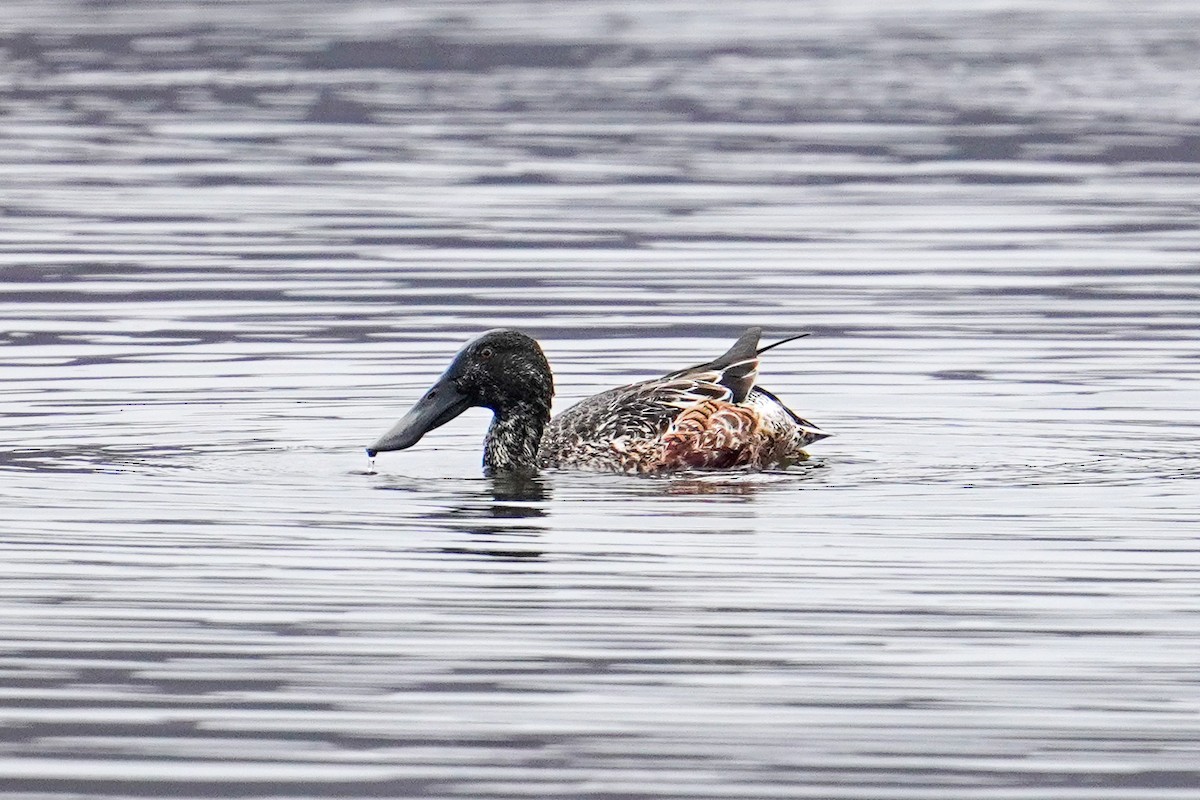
[483,400,550,476]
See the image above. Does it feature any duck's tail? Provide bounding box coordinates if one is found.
[756,331,810,356]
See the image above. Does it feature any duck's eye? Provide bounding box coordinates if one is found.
[478,347,494,360]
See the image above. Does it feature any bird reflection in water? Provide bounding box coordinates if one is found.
[439,474,549,560]
[638,459,828,498]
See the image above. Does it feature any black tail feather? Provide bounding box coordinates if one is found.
[756,332,810,356]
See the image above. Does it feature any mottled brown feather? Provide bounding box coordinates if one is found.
[661,400,761,469]
[535,329,829,474]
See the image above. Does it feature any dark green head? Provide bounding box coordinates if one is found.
[367,329,554,459]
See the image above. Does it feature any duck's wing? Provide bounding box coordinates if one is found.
[539,328,824,472]
[545,328,762,446]
[541,374,776,472]
[660,326,762,403]
[545,373,736,446]
[658,328,812,401]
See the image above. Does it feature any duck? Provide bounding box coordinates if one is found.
[366,327,829,476]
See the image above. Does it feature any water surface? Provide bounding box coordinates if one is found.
[2,1,1200,798]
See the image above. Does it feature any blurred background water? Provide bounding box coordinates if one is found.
[2,1,1199,798]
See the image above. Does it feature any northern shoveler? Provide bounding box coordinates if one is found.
[367,327,829,476]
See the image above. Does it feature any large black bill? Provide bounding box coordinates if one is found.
[366,374,472,456]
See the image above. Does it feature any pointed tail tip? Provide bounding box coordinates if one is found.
[757,331,812,356]
[803,426,832,444]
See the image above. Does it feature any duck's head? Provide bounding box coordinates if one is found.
[367,329,553,457]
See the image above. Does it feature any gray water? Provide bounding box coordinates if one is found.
[3,1,1200,798]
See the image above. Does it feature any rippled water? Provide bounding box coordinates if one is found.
[3,1,1200,797]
